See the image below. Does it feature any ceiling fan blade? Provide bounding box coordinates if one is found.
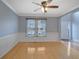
[34,8,41,12]
[47,0,52,3]
[32,2,41,6]
[47,6,59,8]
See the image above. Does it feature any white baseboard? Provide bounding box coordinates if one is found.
[0,33,19,58]
[19,32,60,42]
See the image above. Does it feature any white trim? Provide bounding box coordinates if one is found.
[19,32,60,42]
[0,33,19,58]
[0,33,18,39]
[1,0,16,14]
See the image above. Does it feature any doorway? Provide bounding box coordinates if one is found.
[60,11,79,42]
[60,13,72,41]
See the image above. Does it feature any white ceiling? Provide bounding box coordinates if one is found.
[1,0,79,17]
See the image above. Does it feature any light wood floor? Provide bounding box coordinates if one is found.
[2,41,79,59]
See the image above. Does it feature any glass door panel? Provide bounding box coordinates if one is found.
[27,19,35,37]
[37,20,46,36]
[60,14,72,41]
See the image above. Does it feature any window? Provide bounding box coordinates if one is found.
[37,20,46,36]
[26,18,47,37]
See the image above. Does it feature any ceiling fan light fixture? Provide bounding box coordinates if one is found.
[41,7,48,13]
[41,7,44,12]
[45,7,48,12]
[32,0,59,13]
[45,7,48,11]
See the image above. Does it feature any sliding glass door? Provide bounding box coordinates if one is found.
[60,14,72,41]
[72,11,79,41]
[60,11,79,41]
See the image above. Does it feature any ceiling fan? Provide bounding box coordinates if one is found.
[32,0,59,13]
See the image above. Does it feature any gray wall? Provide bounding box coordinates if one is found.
[0,0,19,58]
[0,0,18,37]
[47,17,59,32]
[18,16,59,33]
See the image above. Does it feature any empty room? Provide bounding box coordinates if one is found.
[0,0,79,59]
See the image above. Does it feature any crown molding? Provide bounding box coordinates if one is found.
[1,0,17,14]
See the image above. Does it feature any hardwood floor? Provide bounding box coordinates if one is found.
[2,41,79,59]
